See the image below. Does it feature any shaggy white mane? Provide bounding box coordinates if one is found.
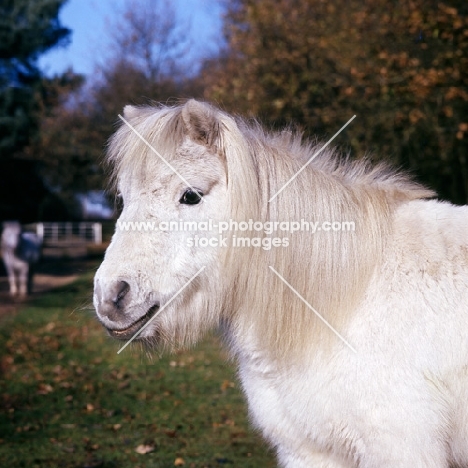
[106,101,435,358]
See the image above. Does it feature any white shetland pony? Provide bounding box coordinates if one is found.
[94,100,468,467]
[1,221,42,296]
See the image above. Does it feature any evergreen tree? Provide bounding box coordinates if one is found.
[0,0,70,158]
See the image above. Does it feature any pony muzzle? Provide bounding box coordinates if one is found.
[94,277,160,340]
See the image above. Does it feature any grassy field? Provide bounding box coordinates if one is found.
[0,267,276,467]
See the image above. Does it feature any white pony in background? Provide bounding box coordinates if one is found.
[1,221,42,296]
[94,100,468,467]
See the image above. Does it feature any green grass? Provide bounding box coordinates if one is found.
[0,267,275,467]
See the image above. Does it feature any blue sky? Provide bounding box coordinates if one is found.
[38,0,224,76]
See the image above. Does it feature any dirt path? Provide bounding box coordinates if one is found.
[0,258,97,318]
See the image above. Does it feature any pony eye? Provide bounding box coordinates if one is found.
[115,192,124,208]
[180,189,203,205]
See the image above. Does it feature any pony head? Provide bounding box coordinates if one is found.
[94,100,245,349]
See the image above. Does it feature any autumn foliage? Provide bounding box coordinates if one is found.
[202,0,468,204]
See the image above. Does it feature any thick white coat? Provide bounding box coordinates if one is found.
[94,100,468,467]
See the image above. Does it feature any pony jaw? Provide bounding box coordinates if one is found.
[105,302,160,341]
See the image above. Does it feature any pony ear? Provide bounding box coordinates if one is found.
[122,105,140,120]
[181,99,220,148]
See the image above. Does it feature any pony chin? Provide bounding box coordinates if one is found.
[137,287,222,352]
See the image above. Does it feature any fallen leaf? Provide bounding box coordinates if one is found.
[37,383,53,395]
[164,429,177,438]
[135,444,155,454]
[220,380,234,391]
[118,380,130,390]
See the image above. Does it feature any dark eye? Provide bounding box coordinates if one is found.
[179,189,203,205]
[115,192,124,210]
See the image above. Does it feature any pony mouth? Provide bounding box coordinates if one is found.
[107,303,159,340]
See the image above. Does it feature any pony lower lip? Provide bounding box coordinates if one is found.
[108,304,159,340]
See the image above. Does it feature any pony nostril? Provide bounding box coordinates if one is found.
[112,280,130,309]
[95,279,133,321]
